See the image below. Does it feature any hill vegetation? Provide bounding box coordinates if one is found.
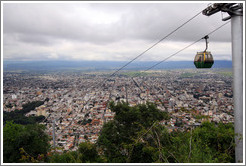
[3,121,50,163]
[3,102,235,163]
[3,101,46,125]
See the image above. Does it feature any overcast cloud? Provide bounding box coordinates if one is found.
[3,2,232,61]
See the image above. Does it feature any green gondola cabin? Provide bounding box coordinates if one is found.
[194,51,214,68]
[194,35,214,68]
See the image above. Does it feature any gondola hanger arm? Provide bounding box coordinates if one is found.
[202,35,209,52]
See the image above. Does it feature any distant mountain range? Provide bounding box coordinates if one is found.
[3,60,232,72]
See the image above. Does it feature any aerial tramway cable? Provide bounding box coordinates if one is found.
[131,21,230,109]
[99,5,228,86]
[98,9,203,86]
[85,7,230,112]
[142,21,230,72]
[125,21,232,160]
[104,21,230,112]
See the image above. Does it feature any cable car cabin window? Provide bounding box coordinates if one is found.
[194,52,203,62]
[207,53,213,61]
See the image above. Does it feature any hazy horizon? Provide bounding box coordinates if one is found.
[3,60,232,72]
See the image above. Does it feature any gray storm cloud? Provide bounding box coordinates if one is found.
[3,2,231,61]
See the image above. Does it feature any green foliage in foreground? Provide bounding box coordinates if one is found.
[167,122,235,163]
[3,121,50,163]
[3,102,236,163]
[48,142,105,163]
[95,102,235,163]
[48,102,235,163]
[97,101,169,162]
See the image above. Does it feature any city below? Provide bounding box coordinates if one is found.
[2,1,243,163]
[3,67,233,152]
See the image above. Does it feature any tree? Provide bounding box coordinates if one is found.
[3,101,45,125]
[97,102,235,163]
[160,121,235,163]
[48,142,104,163]
[3,121,50,163]
[97,101,169,162]
[77,142,103,162]
[48,151,79,163]
[190,121,235,163]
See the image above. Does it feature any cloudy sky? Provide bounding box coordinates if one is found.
[3,2,232,62]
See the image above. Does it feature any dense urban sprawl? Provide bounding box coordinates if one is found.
[3,69,233,152]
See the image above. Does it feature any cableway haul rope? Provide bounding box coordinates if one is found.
[99,10,203,86]
[103,21,230,113]
[84,7,230,112]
